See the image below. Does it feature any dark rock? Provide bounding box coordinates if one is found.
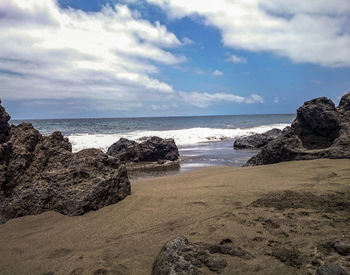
[0,120,130,223]
[0,99,11,143]
[107,136,179,163]
[293,97,340,149]
[233,128,282,149]
[316,262,348,275]
[208,238,252,259]
[269,244,305,268]
[246,92,350,166]
[332,239,350,256]
[151,236,227,275]
[106,138,140,162]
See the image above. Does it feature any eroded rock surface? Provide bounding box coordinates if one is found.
[0,101,130,224]
[151,236,227,275]
[233,128,282,149]
[107,136,179,163]
[246,93,350,166]
[151,236,253,274]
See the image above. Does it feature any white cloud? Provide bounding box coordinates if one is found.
[212,69,224,76]
[179,92,264,108]
[182,37,194,45]
[226,54,247,64]
[147,0,350,67]
[194,69,205,75]
[0,0,186,110]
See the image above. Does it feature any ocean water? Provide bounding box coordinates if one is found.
[11,114,294,173]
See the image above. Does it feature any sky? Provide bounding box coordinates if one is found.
[0,0,349,119]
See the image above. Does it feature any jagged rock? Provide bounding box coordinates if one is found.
[332,239,350,256]
[0,99,10,143]
[107,136,179,163]
[0,102,130,224]
[246,92,350,166]
[151,237,227,275]
[233,128,282,149]
[316,262,348,275]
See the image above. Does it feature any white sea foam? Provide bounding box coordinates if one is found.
[67,123,289,153]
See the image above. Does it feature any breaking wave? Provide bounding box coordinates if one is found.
[67,123,289,153]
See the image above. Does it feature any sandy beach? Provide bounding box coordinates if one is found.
[0,159,349,274]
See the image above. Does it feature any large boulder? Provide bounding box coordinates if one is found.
[233,128,282,149]
[246,93,350,166]
[107,136,179,163]
[0,99,10,143]
[0,101,130,224]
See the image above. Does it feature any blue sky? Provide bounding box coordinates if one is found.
[0,0,349,119]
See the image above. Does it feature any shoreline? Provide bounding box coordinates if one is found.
[1,159,349,274]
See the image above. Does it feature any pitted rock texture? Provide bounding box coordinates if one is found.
[0,101,130,224]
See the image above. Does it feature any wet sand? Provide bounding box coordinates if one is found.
[0,159,349,274]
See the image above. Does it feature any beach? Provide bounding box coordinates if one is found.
[0,158,349,274]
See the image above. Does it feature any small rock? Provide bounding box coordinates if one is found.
[332,239,350,256]
[151,236,227,275]
[233,128,282,149]
[316,262,348,275]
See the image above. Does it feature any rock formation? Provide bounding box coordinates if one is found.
[246,92,350,166]
[0,101,130,224]
[107,136,179,163]
[233,128,282,149]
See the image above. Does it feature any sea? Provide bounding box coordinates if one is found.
[11,114,294,176]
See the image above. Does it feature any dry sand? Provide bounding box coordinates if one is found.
[0,159,349,275]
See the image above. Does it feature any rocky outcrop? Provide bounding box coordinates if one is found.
[0,99,10,143]
[246,93,350,166]
[107,136,179,163]
[0,101,130,224]
[233,128,282,149]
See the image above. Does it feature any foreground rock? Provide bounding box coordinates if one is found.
[233,128,282,149]
[152,236,252,274]
[107,136,179,163]
[316,262,348,275]
[332,239,350,256]
[0,102,130,224]
[246,93,350,166]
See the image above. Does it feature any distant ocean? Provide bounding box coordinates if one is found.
[11,114,294,173]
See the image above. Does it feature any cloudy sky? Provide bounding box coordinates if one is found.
[0,0,349,119]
